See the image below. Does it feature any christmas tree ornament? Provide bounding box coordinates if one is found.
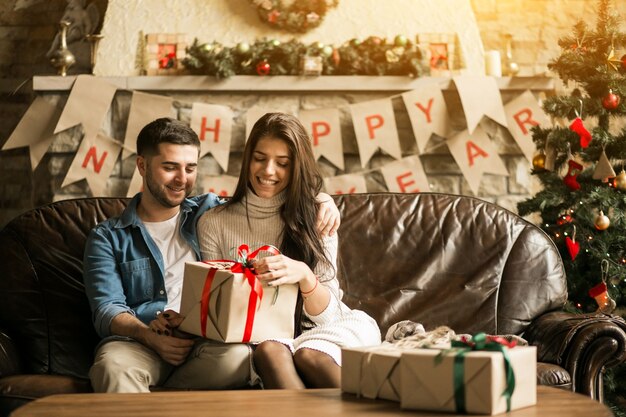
[532,153,546,171]
[606,47,621,71]
[620,54,626,73]
[256,60,271,76]
[321,45,334,57]
[201,43,214,53]
[601,90,620,110]
[592,148,616,182]
[594,210,610,230]
[563,159,583,190]
[394,34,408,47]
[569,117,592,148]
[614,169,626,191]
[565,226,580,261]
[588,260,616,313]
[236,42,250,54]
[556,213,573,225]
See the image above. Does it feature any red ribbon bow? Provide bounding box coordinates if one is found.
[200,244,280,343]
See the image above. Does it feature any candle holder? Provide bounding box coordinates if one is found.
[503,34,520,76]
[86,34,104,74]
[49,20,76,76]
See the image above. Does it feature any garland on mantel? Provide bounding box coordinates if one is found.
[182,35,429,78]
[249,0,339,33]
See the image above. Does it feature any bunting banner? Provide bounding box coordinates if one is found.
[123,91,174,159]
[402,82,450,153]
[62,133,122,196]
[453,76,507,134]
[504,90,548,163]
[126,166,143,198]
[380,155,430,193]
[54,75,117,137]
[323,173,367,195]
[245,107,283,140]
[300,108,344,170]
[202,175,239,197]
[350,98,402,168]
[190,103,234,171]
[3,96,62,170]
[447,123,509,195]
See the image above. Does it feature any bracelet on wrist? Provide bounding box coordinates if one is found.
[301,276,319,299]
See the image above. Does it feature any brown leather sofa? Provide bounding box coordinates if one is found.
[1,192,625,416]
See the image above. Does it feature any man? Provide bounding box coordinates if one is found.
[84,117,340,392]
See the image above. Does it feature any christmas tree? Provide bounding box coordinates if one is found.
[517,0,626,413]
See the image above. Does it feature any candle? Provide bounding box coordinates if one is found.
[484,50,502,77]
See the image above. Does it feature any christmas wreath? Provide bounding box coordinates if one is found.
[249,0,339,33]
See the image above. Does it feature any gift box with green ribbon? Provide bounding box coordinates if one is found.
[399,334,536,415]
[178,245,299,343]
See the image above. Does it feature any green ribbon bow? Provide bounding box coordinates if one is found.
[436,333,516,413]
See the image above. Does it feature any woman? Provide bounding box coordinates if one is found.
[197,112,381,388]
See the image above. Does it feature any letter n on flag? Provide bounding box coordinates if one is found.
[201,175,239,197]
[61,133,122,196]
[323,174,367,195]
[402,82,450,153]
[380,155,429,193]
[504,90,548,163]
[190,103,233,171]
[447,124,509,195]
[300,108,344,170]
[349,98,402,168]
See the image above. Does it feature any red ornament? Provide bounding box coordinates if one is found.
[557,214,573,225]
[569,117,592,148]
[256,60,271,76]
[565,236,580,261]
[620,54,626,73]
[602,91,620,111]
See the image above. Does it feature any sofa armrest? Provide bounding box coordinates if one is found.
[524,311,626,400]
[0,329,22,378]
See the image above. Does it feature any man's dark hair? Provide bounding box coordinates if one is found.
[136,117,200,157]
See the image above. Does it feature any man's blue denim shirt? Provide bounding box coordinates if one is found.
[83,192,222,338]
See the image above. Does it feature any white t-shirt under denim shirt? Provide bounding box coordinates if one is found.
[143,211,195,313]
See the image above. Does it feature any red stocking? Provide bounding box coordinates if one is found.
[569,117,592,148]
[564,160,583,190]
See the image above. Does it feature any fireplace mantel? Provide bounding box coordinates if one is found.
[32,75,555,93]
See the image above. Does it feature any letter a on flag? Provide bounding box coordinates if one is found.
[447,124,509,195]
[300,108,344,170]
[61,133,122,196]
[350,98,402,168]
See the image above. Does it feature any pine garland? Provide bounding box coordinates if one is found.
[182,36,428,78]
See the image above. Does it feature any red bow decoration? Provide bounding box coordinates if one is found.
[569,117,592,148]
[200,244,280,342]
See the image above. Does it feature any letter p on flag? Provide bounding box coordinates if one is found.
[311,121,331,146]
[365,114,384,139]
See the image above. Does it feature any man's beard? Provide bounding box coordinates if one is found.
[145,169,191,208]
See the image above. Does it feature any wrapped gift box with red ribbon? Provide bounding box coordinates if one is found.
[178,247,298,343]
[399,338,537,415]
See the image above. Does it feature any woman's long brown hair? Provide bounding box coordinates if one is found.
[226,112,331,277]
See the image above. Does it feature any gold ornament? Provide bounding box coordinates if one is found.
[594,210,610,231]
[532,153,546,171]
[614,169,626,191]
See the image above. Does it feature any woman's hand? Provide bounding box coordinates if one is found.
[252,254,316,289]
[149,309,184,337]
[316,192,340,236]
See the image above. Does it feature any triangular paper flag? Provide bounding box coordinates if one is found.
[300,108,344,170]
[504,90,548,163]
[126,166,143,198]
[61,133,122,196]
[323,174,367,195]
[453,76,508,134]
[123,91,174,159]
[245,107,284,141]
[380,155,430,193]
[54,75,117,138]
[447,124,509,195]
[202,175,239,197]
[3,96,62,170]
[190,103,234,171]
[402,81,450,153]
[350,98,402,168]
